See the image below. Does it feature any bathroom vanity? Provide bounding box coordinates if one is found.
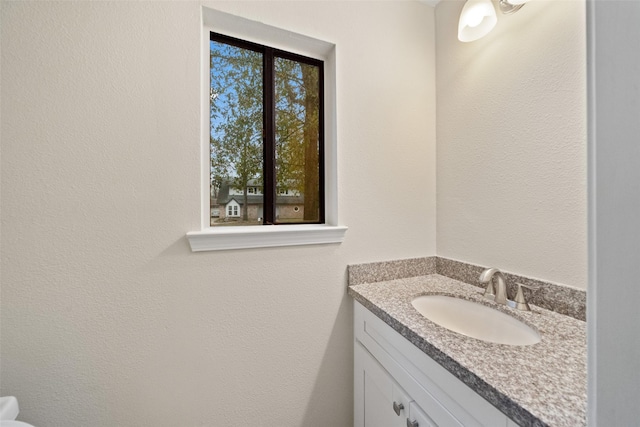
[349,272,586,427]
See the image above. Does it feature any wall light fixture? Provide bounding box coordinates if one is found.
[458,0,532,42]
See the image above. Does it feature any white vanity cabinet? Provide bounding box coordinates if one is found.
[354,301,518,427]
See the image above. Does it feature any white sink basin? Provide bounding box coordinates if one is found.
[411,295,541,346]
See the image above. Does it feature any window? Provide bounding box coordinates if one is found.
[227,205,239,217]
[209,32,324,227]
[187,7,346,252]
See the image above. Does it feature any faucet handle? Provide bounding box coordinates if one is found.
[513,282,540,311]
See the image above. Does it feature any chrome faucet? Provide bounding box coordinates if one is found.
[479,267,509,305]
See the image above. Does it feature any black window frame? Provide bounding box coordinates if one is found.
[210,32,326,226]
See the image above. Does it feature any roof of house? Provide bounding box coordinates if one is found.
[216,182,304,206]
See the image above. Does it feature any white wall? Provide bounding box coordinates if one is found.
[0,2,436,426]
[587,1,640,424]
[435,0,587,289]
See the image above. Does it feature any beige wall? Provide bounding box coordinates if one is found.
[0,2,436,426]
[435,0,587,289]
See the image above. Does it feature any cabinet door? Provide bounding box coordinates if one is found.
[406,401,437,427]
[356,343,410,427]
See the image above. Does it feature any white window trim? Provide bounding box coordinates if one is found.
[187,7,347,252]
[187,224,349,252]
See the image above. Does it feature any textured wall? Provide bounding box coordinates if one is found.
[0,2,436,425]
[435,0,587,289]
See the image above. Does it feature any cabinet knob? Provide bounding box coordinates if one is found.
[406,419,419,427]
[393,401,404,416]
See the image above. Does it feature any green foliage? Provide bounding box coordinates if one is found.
[210,41,263,207]
[275,57,316,195]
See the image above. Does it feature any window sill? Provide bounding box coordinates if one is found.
[186,224,348,252]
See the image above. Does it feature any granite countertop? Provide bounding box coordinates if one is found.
[349,274,587,427]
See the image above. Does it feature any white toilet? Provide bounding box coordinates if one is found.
[0,397,35,427]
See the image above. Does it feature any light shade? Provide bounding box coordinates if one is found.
[458,0,498,42]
